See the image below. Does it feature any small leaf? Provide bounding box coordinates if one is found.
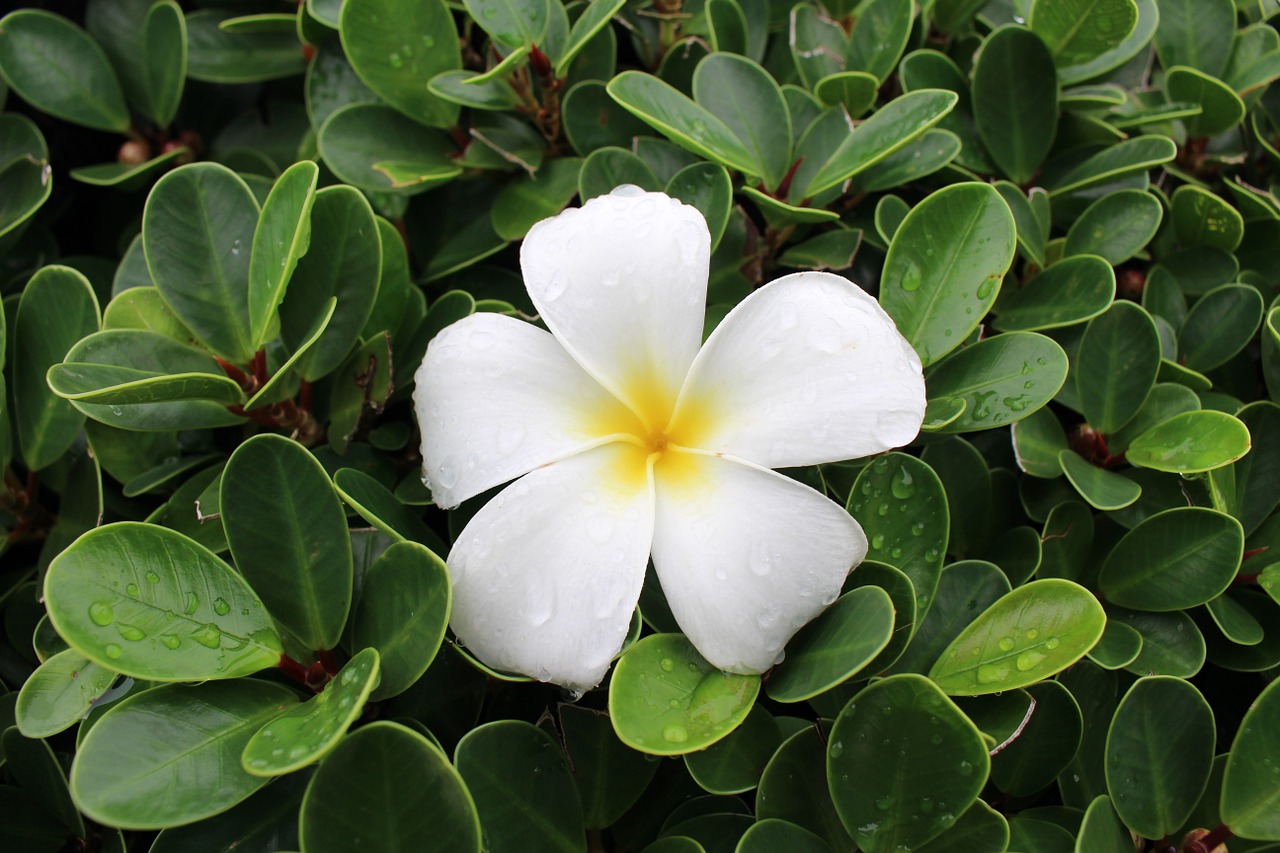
[353,541,451,701]
[1098,507,1243,610]
[185,10,305,83]
[1046,135,1177,196]
[0,10,130,132]
[972,26,1059,185]
[928,579,1106,695]
[926,332,1069,432]
[880,182,1016,365]
[15,649,117,738]
[1077,300,1161,434]
[1221,675,1280,840]
[70,680,298,829]
[1063,189,1162,264]
[1126,410,1252,473]
[248,160,319,350]
[766,586,895,702]
[318,103,461,194]
[298,722,481,852]
[1105,676,1215,839]
[44,522,283,680]
[993,255,1115,332]
[1179,283,1264,372]
[827,674,989,853]
[241,647,380,776]
[1058,449,1141,510]
[1029,0,1138,67]
[491,157,582,240]
[609,633,759,755]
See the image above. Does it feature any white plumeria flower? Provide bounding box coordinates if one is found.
[413,186,926,692]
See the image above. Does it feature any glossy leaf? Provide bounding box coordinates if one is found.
[70,680,298,829]
[1179,283,1264,372]
[972,26,1058,185]
[352,541,451,701]
[1098,507,1243,610]
[222,434,353,651]
[1105,676,1215,839]
[15,649,117,738]
[1076,300,1162,434]
[1126,410,1252,473]
[766,586,894,702]
[247,160,319,350]
[13,266,99,470]
[926,332,1069,432]
[1028,0,1138,67]
[44,522,282,680]
[318,103,462,194]
[610,634,759,756]
[1221,675,1280,839]
[1058,449,1142,511]
[928,579,1106,695]
[242,648,380,776]
[0,10,130,132]
[827,674,989,853]
[692,54,791,191]
[1063,189,1162,264]
[880,182,1016,365]
[993,255,1115,332]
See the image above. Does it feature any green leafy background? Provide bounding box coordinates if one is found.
[1,0,1280,851]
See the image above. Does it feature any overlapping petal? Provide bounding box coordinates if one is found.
[520,187,710,427]
[674,271,926,468]
[447,443,656,692]
[649,449,868,674]
[413,313,637,508]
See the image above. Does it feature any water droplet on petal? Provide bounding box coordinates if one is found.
[89,602,115,626]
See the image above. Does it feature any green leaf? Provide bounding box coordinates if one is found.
[185,10,305,83]
[143,162,258,363]
[886,561,1009,678]
[1,727,84,838]
[1088,620,1143,669]
[298,721,481,852]
[1233,403,1280,536]
[1126,410,1252,473]
[692,54,791,191]
[248,160,319,350]
[463,0,550,49]
[455,720,586,853]
[70,680,298,829]
[847,454,948,617]
[318,103,461,194]
[1152,0,1235,78]
[0,115,51,238]
[139,1,186,126]
[1179,284,1264,372]
[665,162,732,251]
[1098,507,1243,610]
[814,72,879,118]
[827,674,989,853]
[242,647,380,776]
[990,680,1083,797]
[579,147,660,201]
[756,727,853,850]
[1113,608,1205,677]
[1077,300,1161,434]
[54,330,246,432]
[993,255,1115,332]
[880,182,1016,365]
[1166,66,1246,138]
[765,587,895,702]
[845,0,913,84]
[332,467,449,555]
[1058,449,1141,510]
[13,266,99,470]
[928,579,1106,695]
[1045,135,1177,196]
[926,332,1069,432]
[44,522,283,680]
[560,704,659,828]
[1105,676,1215,838]
[15,649,117,738]
[972,26,1059,185]
[0,10,130,132]
[67,145,189,190]
[1221,675,1280,840]
[222,434,353,651]
[279,185,380,380]
[149,773,306,853]
[606,71,758,176]
[491,157,583,240]
[800,89,958,197]
[737,819,833,853]
[47,361,244,406]
[1172,185,1245,252]
[555,0,625,77]
[1028,0,1138,67]
[684,704,781,795]
[913,801,1009,853]
[352,541,451,701]
[1062,189,1162,264]
[429,69,522,111]
[1011,406,1069,477]
[609,633,759,756]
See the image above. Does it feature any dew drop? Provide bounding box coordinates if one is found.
[125,583,139,597]
[976,663,1009,684]
[105,643,123,659]
[145,571,161,584]
[997,636,1015,651]
[117,624,146,642]
[871,533,886,549]
[891,467,915,499]
[190,624,222,649]
[829,740,844,758]
[976,275,998,300]
[184,592,199,615]
[388,52,403,68]
[659,658,675,672]
[930,733,943,745]
[1025,629,1039,640]
[875,796,894,811]
[213,598,230,616]
[1016,650,1045,672]
[1045,636,1061,649]
[900,261,922,292]
[160,635,181,650]
[957,760,973,776]
[662,724,688,743]
[89,601,115,626]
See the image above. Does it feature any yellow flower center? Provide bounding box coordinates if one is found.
[584,369,712,493]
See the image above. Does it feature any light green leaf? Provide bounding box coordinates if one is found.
[1126,410,1252,473]
[925,332,1069,432]
[248,160,319,350]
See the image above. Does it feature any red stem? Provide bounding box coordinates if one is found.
[278,655,309,684]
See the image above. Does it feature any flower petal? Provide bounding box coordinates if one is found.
[448,443,655,692]
[674,271,926,468]
[413,313,637,508]
[649,449,867,674]
[520,187,710,427]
